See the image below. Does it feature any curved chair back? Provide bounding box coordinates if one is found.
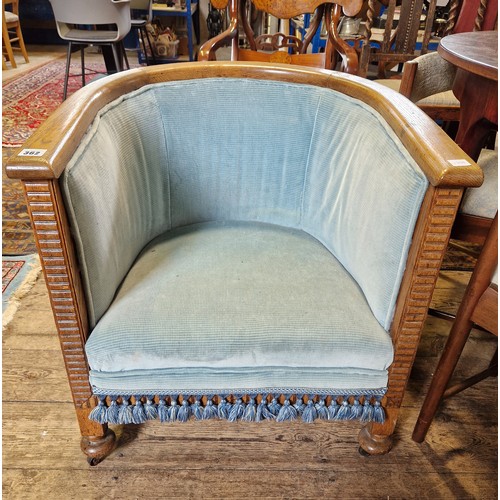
[49,0,131,42]
[199,0,361,74]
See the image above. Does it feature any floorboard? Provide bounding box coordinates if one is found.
[2,271,497,499]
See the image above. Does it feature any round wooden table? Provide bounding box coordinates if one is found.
[438,31,498,161]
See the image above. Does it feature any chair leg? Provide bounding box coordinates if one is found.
[77,405,116,466]
[15,24,29,63]
[412,214,498,443]
[145,27,156,64]
[3,24,17,68]
[81,46,86,88]
[63,42,72,101]
[121,41,130,70]
[111,43,121,72]
[138,27,148,65]
[358,406,398,455]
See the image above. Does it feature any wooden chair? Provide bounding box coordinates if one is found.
[2,0,29,69]
[374,0,497,115]
[388,53,497,246]
[356,0,438,78]
[6,61,482,465]
[198,0,361,74]
[413,213,498,443]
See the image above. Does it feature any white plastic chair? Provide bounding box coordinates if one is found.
[130,0,156,65]
[48,0,131,100]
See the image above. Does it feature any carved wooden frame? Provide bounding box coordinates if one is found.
[198,0,359,74]
[6,62,483,463]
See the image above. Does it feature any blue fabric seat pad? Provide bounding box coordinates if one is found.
[86,221,394,396]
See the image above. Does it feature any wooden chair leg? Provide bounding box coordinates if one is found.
[76,405,116,466]
[358,406,398,455]
[413,214,498,443]
[15,24,29,63]
[3,23,17,68]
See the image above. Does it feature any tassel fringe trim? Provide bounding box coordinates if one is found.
[89,393,385,425]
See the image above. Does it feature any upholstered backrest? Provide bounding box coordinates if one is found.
[61,78,428,330]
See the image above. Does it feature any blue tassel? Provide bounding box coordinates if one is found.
[132,397,147,424]
[167,399,179,422]
[334,399,352,420]
[202,400,218,420]
[177,400,191,422]
[315,399,329,420]
[372,400,385,424]
[118,398,134,424]
[256,400,275,421]
[294,397,305,416]
[192,399,204,420]
[277,398,298,422]
[144,397,158,421]
[267,397,281,416]
[302,400,318,423]
[228,398,245,422]
[349,398,363,420]
[243,398,257,422]
[328,399,339,420]
[158,399,169,423]
[360,399,374,422]
[106,398,120,424]
[89,397,108,424]
[217,397,230,419]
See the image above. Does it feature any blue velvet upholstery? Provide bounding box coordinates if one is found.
[60,77,429,421]
[86,221,393,395]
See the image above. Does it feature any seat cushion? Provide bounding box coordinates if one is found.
[376,79,459,108]
[86,221,394,398]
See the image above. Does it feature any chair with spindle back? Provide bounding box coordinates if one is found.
[198,0,360,74]
[356,0,438,78]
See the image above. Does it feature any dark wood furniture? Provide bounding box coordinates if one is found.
[198,0,360,73]
[357,0,438,78]
[439,30,497,244]
[413,214,498,443]
[438,30,497,162]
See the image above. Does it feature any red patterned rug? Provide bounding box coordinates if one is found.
[2,60,109,255]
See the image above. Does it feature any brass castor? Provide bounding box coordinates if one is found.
[81,428,116,465]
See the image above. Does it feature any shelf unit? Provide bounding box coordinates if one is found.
[151,1,200,62]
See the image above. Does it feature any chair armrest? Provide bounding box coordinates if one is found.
[198,19,239,61]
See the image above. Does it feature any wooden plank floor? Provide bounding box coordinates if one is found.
[3,270,497,499]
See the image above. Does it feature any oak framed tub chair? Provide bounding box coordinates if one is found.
[6,61,483,465]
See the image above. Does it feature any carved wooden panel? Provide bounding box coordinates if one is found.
[386,187,463,408]
[23,180,92,408]
[251,0,363,18]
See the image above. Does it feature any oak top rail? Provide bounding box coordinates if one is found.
[6,62,483,189]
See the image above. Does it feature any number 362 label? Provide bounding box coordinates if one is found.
[18,149,47,157]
